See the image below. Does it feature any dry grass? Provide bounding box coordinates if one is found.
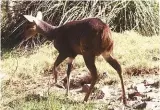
[1,30,159,79]
[1,31,160,109]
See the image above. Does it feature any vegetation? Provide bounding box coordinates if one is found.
[1,31,159,109]
[1,0,159,110]
[1,0,159,49]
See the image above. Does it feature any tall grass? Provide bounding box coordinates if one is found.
[1,0,159,49]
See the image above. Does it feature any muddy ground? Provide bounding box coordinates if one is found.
[2,68,160,110]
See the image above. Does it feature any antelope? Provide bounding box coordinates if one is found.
[22,11,126,104]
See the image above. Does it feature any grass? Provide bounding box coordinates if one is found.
[1,31,160,109]
[113,31,159,68]
[4,93,95,110]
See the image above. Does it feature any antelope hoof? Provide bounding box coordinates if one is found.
[65,92,69,96]
[53,76,57,84]
[123,98,127,105]
[54,80,57,84]
[83,97,88,102]
[83,100,88,104]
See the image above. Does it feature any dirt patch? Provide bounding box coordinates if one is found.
[2,68,160,110]
[125,66,159,76]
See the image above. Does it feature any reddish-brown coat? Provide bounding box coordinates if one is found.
[43,18,114,57]
[23,14,126,104]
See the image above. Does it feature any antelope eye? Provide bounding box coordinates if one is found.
[25,23,36,30]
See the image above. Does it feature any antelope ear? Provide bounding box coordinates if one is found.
[23,15,36,22]
[36,11,42,20]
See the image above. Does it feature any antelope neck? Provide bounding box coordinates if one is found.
[35,19,57,39]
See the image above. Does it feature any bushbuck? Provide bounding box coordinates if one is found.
[22,11,126,104]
